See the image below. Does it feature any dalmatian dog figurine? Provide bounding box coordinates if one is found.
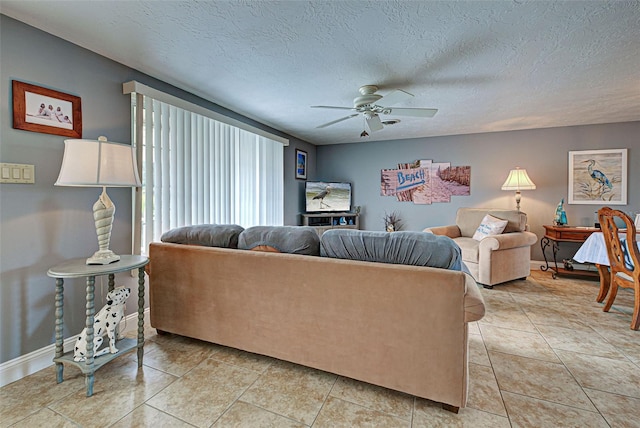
[74,286,131,362]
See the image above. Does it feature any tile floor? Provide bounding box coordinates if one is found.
[2,270,639,427]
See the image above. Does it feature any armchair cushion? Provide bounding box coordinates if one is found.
[454,237,480,264]
[472,214,508,241]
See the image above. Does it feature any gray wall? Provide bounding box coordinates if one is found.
[0,15,309,363]
[284,139,317,225]
[317,122,640,261]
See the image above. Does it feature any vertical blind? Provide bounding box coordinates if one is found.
[130,90,284,254]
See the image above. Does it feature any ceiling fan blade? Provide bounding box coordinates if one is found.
[316,114,359,128]
[311,105,356,110]
[376,89,413,107]
[366,114,384,132]
[386,108,438,118]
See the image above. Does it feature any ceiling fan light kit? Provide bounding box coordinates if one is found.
[312,85,438,134]
[381,119,401,126]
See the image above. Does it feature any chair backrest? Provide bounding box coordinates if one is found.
[455,208,527,237]
[598,207,640,281]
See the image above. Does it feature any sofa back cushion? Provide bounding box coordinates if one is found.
[238,226,320,255]
[456,208,527,237]
[160,224,244,248]
[320,229,462,270]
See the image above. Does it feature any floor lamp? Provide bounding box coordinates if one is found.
[501,167,536,212]
[55,136,141,265]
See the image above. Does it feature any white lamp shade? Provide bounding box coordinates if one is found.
[55,137,141,187]
[501,168,536,190]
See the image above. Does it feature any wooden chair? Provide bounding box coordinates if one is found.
[598,207,640,330]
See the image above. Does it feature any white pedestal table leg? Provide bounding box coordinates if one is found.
[85,275,96,397]
[54,278,64,383]
[137,267,145,366]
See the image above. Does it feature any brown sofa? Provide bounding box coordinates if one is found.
[148,240,485,412]
[425,208,538,288]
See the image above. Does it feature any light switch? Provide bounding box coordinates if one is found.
[0,163,35,184]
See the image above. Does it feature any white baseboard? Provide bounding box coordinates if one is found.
[530,260,545,271]
[0,308,150,388]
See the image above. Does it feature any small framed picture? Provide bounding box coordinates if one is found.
[295,149,307,180]
[12,80,82,138]
[568,148,627,205]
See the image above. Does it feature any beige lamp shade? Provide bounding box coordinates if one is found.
[501,168,536,191]
[55,137,141,187]
[501,167,536,211]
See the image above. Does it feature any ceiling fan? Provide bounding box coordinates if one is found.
[311,85,438,133]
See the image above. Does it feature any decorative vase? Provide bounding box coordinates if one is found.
[86,188,120,265]
[553,198,567,226]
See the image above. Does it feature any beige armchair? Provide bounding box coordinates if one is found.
[425,208,538,288]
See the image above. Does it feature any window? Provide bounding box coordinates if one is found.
[124,82,286,254]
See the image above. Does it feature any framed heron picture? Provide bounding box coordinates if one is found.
[568,149,627,205]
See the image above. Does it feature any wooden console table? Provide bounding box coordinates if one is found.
[47,255,148,397]
[540,225,600,279]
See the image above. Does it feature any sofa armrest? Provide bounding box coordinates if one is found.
[464,274,485,322]
[424,225,462,239]
[478,231,538,251]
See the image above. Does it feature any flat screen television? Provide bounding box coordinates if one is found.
[305,181,351,213]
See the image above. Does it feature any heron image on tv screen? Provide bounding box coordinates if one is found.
[306,182,351,212]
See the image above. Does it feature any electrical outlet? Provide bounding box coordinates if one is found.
[0,163,35,184]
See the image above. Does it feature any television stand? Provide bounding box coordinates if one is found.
[301,213,359,236]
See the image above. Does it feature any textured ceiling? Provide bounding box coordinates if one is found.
[2,1,639,145]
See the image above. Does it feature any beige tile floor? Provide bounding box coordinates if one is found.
[2,270,639,427]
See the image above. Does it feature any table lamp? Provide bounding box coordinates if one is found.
[501,167,536,212]
[55,136,141,265]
